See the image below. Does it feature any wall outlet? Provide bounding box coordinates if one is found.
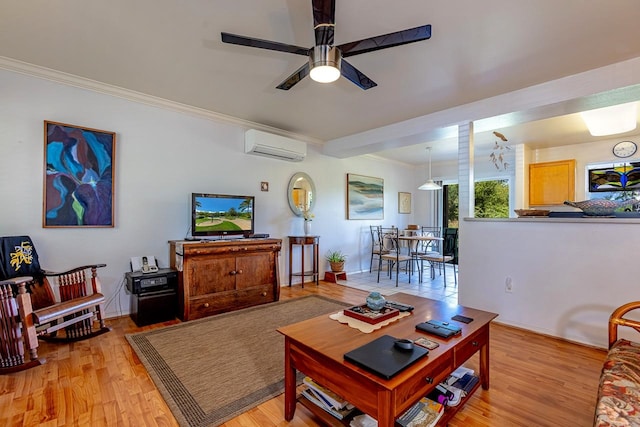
[505,277,513,293]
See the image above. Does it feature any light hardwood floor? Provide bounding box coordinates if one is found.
[0,281,606,426]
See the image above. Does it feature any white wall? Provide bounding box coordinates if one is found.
[460,218,640,349]
[0,69,422,318]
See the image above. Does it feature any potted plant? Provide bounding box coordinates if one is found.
[325,250,346,272]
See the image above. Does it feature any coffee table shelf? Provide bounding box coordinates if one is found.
[298,395,356,426]
[299,378,481,426]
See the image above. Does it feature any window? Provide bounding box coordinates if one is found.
[444,179,510,227]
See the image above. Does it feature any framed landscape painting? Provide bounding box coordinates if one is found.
[43,121,116,227]
[347,173,384,220]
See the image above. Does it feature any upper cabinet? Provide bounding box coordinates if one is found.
[529,159,576,206]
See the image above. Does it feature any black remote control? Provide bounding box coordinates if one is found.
[385,301,414,312]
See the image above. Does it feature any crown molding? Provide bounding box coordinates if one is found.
[0,56,322,145]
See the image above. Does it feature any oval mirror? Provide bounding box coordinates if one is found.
[288,172,316,216]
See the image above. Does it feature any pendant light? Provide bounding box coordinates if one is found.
[418,147,442,190]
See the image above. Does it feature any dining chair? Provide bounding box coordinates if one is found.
[377,229,412,287]
[420,226,442,253]
[419,227,458,287]
[410,226,441,275]
[368,225,389,273]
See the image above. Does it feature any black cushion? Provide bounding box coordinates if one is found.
[0,236,42,280]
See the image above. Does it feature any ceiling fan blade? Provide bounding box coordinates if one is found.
[312,0,336,46]
[338,24,432,57]
[221,32,309,56]
[276,63,310,90]
[341,60,377,90]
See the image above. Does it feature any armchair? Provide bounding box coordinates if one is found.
[0,236,109,373]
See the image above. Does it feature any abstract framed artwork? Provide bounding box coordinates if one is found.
[347,173,384,220]
[398,192,411,214]
[43,121,116,227]
[588,164,640,192]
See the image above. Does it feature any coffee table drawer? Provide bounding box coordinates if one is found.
[395,353,453,409]
[455,327,488,365]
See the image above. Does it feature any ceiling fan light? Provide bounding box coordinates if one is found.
[309,46,341,83]
[580,102,638,136]
[310,65,341,83]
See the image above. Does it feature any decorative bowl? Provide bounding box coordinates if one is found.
[564,199,638,216]
[514,209,550,217]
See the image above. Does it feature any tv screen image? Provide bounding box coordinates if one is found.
[192,193,254,237]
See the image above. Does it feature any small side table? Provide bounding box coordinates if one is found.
[288,235,320,287]
[324,271,347,283]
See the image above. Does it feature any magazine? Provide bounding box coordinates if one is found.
[397,397,444,427]
[303,376,352,410]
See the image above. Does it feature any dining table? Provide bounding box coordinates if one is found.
[398,234,444,281]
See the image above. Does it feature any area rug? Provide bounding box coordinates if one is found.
[126,295,350,427]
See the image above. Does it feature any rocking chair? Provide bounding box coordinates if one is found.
[0,236,109,373]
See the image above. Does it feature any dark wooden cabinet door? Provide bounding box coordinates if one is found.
[189,256,236,295]
[236,252,274,289]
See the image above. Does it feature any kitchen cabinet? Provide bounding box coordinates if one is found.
[529,159,576,206]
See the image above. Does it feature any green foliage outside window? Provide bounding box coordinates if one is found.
[446,179,509,227]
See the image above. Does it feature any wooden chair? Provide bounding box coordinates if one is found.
[419,227,458,287]
[0,236,109,373]
[32,264,109,341]
[0,276,42,374]
[608,301,640,349]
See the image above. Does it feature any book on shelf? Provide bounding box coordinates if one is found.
[303,376,352,410]
[449,365,474,380]
[397,397,444,427]
[301,389,355,420]
[450,372,479,394]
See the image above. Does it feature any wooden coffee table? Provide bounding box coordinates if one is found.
[277,293,498,426]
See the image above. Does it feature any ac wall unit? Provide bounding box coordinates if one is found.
[244,129,306,162]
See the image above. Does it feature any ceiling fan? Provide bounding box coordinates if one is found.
[221,0,432,90]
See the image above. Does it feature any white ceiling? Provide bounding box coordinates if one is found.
[2,0,640,165]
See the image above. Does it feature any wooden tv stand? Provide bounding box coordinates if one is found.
[169,238,282,321]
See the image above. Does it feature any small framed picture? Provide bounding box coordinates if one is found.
[398,192,411,214]
[261,181,269,192]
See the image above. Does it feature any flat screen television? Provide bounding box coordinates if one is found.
[191,193,254,237]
